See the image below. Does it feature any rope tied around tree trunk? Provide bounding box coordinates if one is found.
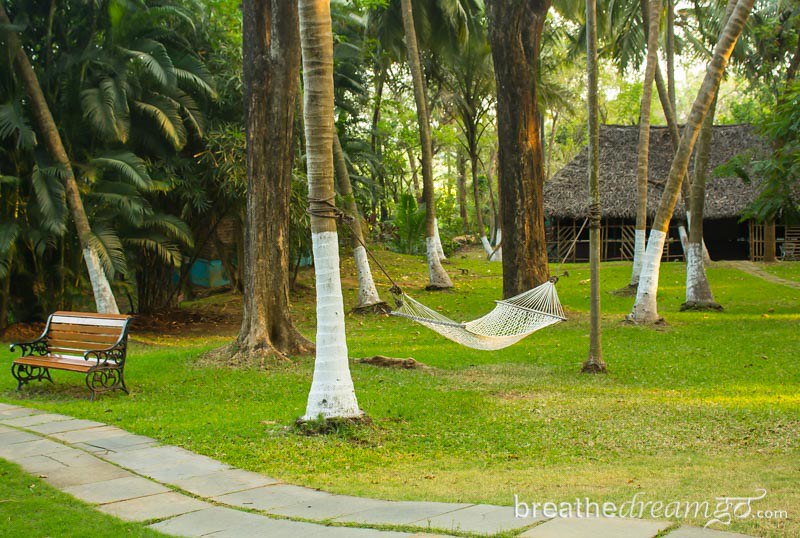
[588,201,602,228]
[307,196,405,302]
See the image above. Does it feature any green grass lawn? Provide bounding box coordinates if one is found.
[762,261,800,283]
[0,459,165,537]
[1,248,798,537]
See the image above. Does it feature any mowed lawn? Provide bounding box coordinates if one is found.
[1,250,798,537]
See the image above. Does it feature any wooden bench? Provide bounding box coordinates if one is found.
[10,311,133,401]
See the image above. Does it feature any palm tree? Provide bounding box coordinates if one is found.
[486,0,552,297]
[333,134,386,312]
[629,0,662,290]
[582,0,605,373]
[1,5,118,313]
[299,0,362,420]
[441,28,497,259]
[630,0,755,323]
[399,0,453,289]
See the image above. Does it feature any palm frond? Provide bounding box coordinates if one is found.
[172,53,217,99]
[30,164,68,235]
[0,101,37,149]
[87,224,128,277]
[133,95,187,149]
[90,151,152,190]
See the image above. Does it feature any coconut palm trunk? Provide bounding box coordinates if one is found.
[630,0,755,323]
[332,134,386,311]
[457,150,469,233]
[400,0,452,288]
[582,0,605,373]
[683,96,722,310]
[2,6,118,314]
[299,0,361,420]
[234,0,312,361]
[629,0,662,289]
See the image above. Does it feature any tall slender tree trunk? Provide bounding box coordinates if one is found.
[407,147,422,199]
[683,96,722,310]
[486,0,551,297]
[470,146,490,254]
[1,6,119,314]
[370,61,388,222]
[630,0,755,323]
[630,0,662,289]
[300,0,361,420]
[234,0,312,361]
[332,134,386,311]
[486,148,500,248]
[583,0,605,373]
[400,0,452,289]
[457,149,469,233]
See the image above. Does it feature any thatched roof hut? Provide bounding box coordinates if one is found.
[544,124,767,220]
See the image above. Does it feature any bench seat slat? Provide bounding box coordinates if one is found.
[14,355,94,373]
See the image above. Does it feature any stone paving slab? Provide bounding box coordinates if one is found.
[270,492,391,520]
[99,491,210,522]
[332,500,473,526]
[171,468,279,497]
[27,418,107,435]
[41,459,131,488]
[420,503,541,534]
[74,435,159,454]
[0,403,20,412]
[50,425,133,444]
[665,527,754,538]
[0,438,73,459]
[0,412,72,427]
[0,429,41,446]
[0,406,42,419]
[103,445,200,469]
[62,475,170,504]
[135,457,232,483]
[17,450,108,474]
[215,484,336,511]
[519,516,671,537]
[149,506,411,538]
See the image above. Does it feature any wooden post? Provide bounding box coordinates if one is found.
[764,220,776,262]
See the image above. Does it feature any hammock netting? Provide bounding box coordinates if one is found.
[390,280,566,351]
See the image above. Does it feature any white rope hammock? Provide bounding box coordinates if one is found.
[390,280,566,351]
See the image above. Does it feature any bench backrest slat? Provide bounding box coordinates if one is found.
[51,314,128,328]
[43,312,131,358]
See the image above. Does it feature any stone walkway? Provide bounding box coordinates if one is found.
[0,403,753,537]
[722,260,800,290]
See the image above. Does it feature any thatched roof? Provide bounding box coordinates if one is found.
[544,124,767,220]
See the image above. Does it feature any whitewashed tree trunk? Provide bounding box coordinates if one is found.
[629,229,667,322]
[630,229,646,286]
[678,224,688,253]
[480,235,493,256]
[683,242,720,309]
[433,217,446,260]
[83,247,120,314]
[304,232,361,419]
[426,236,452,288]
[354,245,382,308]
[629,0,754,322]
[299,0,361,419]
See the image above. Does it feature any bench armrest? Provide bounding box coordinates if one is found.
[10,337,48,357]
[83,339,128,367]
